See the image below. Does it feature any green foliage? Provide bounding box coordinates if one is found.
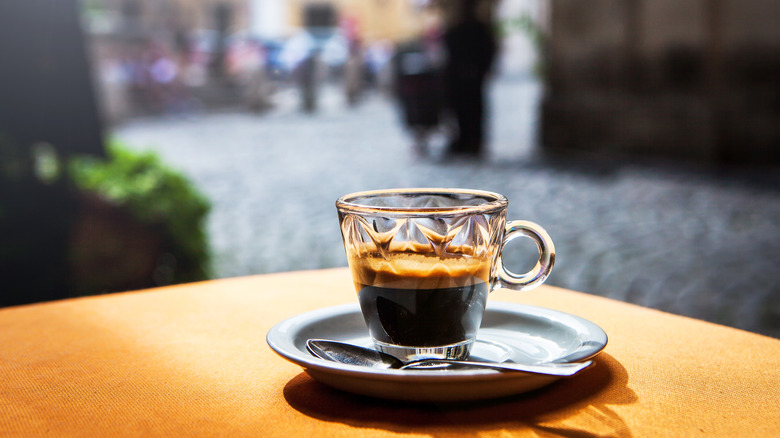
[69,141,212,283]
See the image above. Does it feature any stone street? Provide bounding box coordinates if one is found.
[115,77,780,338]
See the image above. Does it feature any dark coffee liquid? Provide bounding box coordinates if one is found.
[348,250,492,347]
[358,281,489,347]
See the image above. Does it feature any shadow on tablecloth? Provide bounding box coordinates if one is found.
[283,353,637,437]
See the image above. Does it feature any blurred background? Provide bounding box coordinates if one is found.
[1,0,778,338]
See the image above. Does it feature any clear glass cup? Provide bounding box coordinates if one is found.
[336,188,555,362]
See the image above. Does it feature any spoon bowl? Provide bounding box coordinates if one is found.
[306,339,593,377]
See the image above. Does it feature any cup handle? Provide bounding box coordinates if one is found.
[495,220,556,291]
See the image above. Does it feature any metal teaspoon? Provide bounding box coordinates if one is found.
[306,339,593,377]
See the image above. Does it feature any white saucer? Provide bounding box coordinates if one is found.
[266,301,607,402]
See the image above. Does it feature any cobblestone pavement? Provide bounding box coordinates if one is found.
[115,78,780,338]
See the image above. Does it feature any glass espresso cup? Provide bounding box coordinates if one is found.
[336,188,555,362]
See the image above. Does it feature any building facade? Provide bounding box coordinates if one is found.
[541,0,780,162]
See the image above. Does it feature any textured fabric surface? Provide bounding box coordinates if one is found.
[1,268,778,437]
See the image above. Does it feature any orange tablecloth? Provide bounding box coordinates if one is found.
[1,268,778,437]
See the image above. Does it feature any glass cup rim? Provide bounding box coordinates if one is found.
[336,188,508,217]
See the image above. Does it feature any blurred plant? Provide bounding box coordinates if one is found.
[68,141,212,284]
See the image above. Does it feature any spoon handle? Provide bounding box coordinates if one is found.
[400,359,593,376]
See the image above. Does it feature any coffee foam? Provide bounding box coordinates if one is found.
[348,251,491,291]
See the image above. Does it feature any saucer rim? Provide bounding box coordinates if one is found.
[266,301,608,383]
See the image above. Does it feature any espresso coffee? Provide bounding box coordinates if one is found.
[337,189,555,361]
[349,251,491,348]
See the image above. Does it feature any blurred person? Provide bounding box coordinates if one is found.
[392,25,446,157]
[181,34,209,88]
[296,48,322,113]
[125,47,151,113]
[365,40,395,96]
[96,56,132,122]
[243,41,273,113]
[146,44,189,114]
[344,39,365,106]
[225,37,272,113]
[443,0,497,158]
